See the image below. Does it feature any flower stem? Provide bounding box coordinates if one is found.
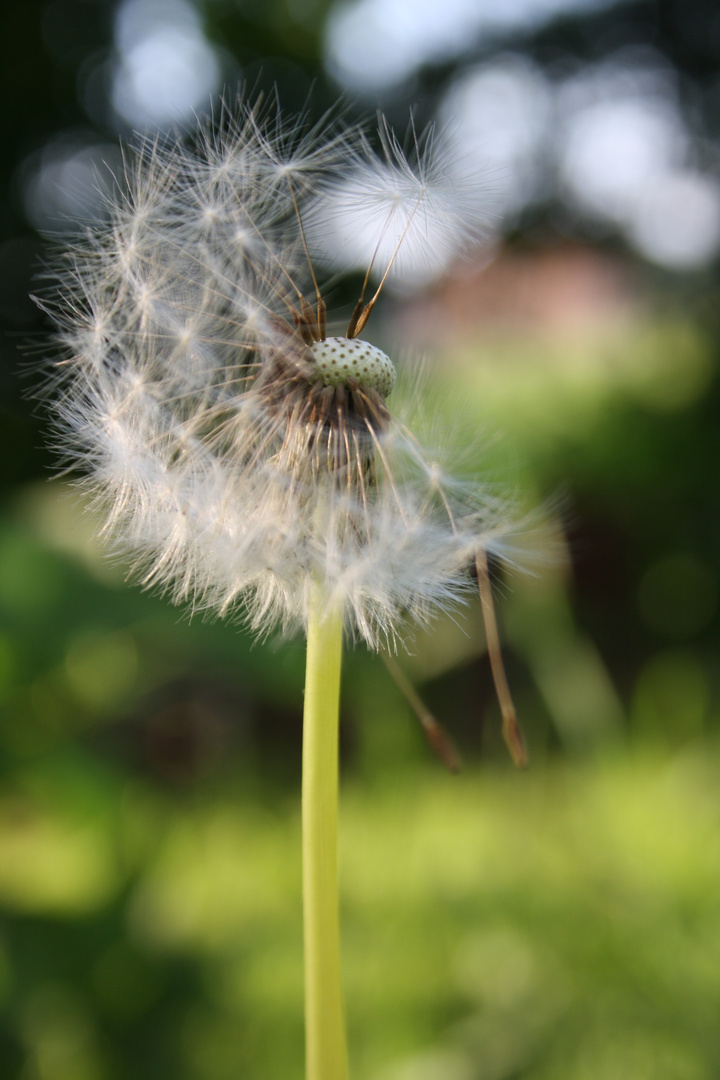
[302,586,348,1080]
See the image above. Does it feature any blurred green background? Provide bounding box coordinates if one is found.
[2,1,720,1077]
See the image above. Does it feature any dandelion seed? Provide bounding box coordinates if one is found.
[39,93,538,1079]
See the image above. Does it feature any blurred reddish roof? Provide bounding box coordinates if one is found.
[395,244,642,343]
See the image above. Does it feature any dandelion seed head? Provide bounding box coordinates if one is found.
[40,93,536,653]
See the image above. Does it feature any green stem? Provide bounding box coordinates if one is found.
[302,585,348,1080]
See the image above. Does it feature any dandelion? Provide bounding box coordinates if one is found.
[41,95,533,1080]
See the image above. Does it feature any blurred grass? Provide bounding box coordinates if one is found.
[1,743,720,1079]
[1,308,719,1077]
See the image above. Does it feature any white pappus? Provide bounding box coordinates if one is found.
[41,95,534,766]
